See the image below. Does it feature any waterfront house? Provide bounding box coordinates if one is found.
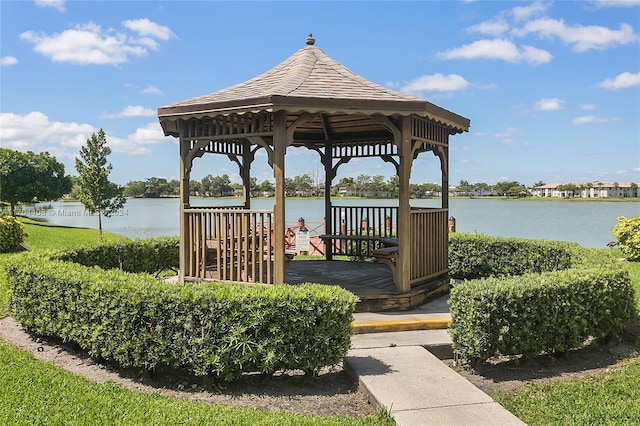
[532,182,639,198]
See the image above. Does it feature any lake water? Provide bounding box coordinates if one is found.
[23,197,640,248]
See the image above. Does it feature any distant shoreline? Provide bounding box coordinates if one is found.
[48,195,640,204]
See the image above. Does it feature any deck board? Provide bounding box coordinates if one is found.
[284,260,449,312]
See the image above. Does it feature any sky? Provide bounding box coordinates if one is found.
[1,0,639,188]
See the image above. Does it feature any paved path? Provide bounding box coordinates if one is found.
[345,295,525,426]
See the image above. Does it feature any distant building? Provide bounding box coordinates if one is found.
[531,182,639,198]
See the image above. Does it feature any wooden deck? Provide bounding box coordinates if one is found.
[284,260,450,312]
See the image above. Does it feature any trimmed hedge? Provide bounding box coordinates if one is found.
[448,234,636,363]
[7,241,358,380]
[449,233,575,279]
[49,236,179,275]
[449,267,635,361]
[0,215,28,252]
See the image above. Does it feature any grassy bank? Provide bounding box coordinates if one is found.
[496,357,640,425]
[0,340,387,426]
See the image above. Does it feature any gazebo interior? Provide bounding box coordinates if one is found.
[158,35,470,311]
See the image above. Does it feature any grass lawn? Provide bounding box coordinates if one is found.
[495,358,640,425]
[0,218,392,425]
[0,340,388,426]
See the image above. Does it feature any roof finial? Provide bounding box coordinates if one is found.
[305,33,315,46]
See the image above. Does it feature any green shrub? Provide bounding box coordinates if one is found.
[448,234,637,363]
[448,233,575,279]
[0,215,28,252]
[6,254,357,380]
[611,216,640,261]
[50,236,179,275]
[449,267,635,362]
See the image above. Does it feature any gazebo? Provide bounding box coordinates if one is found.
[158,34,469,310]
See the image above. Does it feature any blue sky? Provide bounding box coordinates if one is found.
[1,0,639,187]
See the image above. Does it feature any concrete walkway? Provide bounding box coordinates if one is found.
[345,295,525,426]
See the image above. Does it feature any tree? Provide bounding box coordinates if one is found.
[493,181,523,196]
[210,174,232,196]
[75,129,126,241]
[259,180,274,194]
[0,148,71,216]
[355,174,371,196]
[189,180,202,196]
[124,180,146,198]
[387,175,399,194]
[292,174,314,196]
[455,180,473,194]
[143,177,171,198]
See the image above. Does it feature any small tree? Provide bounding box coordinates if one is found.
[0,148,71,216]
[75,129,126,241]
[611,216,640,261]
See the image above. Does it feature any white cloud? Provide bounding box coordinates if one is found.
[35,0,65,11]
[0,112,173,158]
[128,122,168,145]
[401,74,470,93]
[571,115,622,125]
[0,111,94,157]
[597,72,640,90]
[20,19,175,65]
[438,39,552,65]
[100,123,171,154]
[534,98,566,111]
[494,127,521,145]
[466,19,510,36]
[515,18,639,52]
[511,1,549,21]
[140,85,163,95]
[102,105,156,119]
[122,18,175,41]
[592,0,640,8]
[1,56,17,66]
[579,104,596,110]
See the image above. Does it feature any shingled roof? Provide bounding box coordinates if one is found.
[158,34,469,133]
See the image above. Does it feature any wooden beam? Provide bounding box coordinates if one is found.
[321,113,331,140]
[241,140,253,208]
[273,111,287,284]
[178,120,191,283]
[247,136,274,167]
[323,142,333,260]
[396,117,412,294]
[437,144,449,210]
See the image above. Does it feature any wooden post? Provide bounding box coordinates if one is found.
[178,123,191,283]
[439,143,449,210]
[396,117,413,294]
[272,111,287,284]
[323,142,333,260]
[241,140,251,209]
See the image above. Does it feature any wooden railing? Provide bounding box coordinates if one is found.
[183,208,275,284]
[409,208,448,284]
[182,206,448,289]
[327,205,398,257]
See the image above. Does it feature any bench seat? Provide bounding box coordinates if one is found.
[372,246,399,287]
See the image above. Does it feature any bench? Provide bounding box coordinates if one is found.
[372,246,400,287]
[320,234,394,259]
